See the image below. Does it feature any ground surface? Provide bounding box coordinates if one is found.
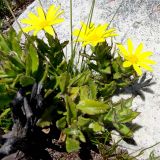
[13,0,160,159]
[1,0,34,32]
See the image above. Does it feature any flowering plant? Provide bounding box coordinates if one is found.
[0,1,156,158]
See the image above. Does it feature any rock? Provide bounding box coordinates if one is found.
[13,0,160,159]
[1,151,26,160]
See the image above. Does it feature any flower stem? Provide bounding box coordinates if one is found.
[68,0,74,73]
[37,0,43,7]
[108,0,124,29]
[87,0,95,28]
[3,0,26,36]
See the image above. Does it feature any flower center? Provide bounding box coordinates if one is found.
[39,20,49,28]
[128,55,138,64]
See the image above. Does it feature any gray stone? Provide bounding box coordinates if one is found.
[13,0,160,159]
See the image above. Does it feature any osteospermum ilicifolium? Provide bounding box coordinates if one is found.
[73,22,118,47]
[21,5,64,36]
[117,39,156,76]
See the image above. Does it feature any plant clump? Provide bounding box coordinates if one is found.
[0,2,156,159]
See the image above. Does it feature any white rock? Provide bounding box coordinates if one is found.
[13,0,160,159]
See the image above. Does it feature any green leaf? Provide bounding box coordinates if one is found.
[114,123,133,137]
[104,108,115,122]
[77,116,91,128]
[57,72,70,93]
[36,104,55,128]
[69,71,90,87]
[11,36,23,57]
[0,93,14,108]
[29,45,39,74]
[69,87,79,101]
[89,122,105,132]
[0,108,11,119]
[118,110,140,123]
[36,38,49,54]
[0,107,12,131]
[66,137,80,153]
[78,130,86,142]
[104,98,139,123]
[88,80,97,99]
[117,82,130,88]
[64,128,86,143]
[0,72,15,78]
[88,62,99,72]
[80,85,89,100]
[25,53,32,76]
[99,66,111,74]
[56,117,66,129]
[113,72,122,79]
[65,95,77,125]
[61,41,69,49]
[122,97,133,108]
[64,128,79,136]
[56,60,67,73]
[0,84,6,92]
[20,76,35,87]
[112,58,121,73]
[8,55,24,70]
[99,81,117,98]
[0,34,10,53]
[36,119,52,128]
[11,74,23,88]
[76,99,109,115]
[7,28,23,57]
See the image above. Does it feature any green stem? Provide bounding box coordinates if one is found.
[3,0,26,36]
[68,0,74,73]
[130,141,160,158]
[80,0,95,72]
[40,61,49,84]
[70,0,73,53]
[87,0,95,28]
[107,0,124,29]
[37,0,43,8]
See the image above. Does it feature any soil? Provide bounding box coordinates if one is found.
[1,0,34,32]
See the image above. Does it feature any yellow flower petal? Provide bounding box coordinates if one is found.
[117,44,128,57]
[20,5,64,36]
[22,26,34,33]
[44,26,54,36]
[118,39,155,75]
[127,39,134,55]
[133,64,142,76]
[123,61,132,67]
[143,59,156,65]
[37,7,45,20]
[139,51,153,59]
[54,10,64,19]
[134,43,143,56]
[46,5,55,20]
[21,18,32,24]
[73,22,117,47]
[139,63,153,72]
[28,12,38,21]
[50,18,64,25]
[73,29,80,36]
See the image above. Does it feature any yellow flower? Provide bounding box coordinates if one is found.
[117,39,156,76]
[73,22,117,47]
[21,5,64,36]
